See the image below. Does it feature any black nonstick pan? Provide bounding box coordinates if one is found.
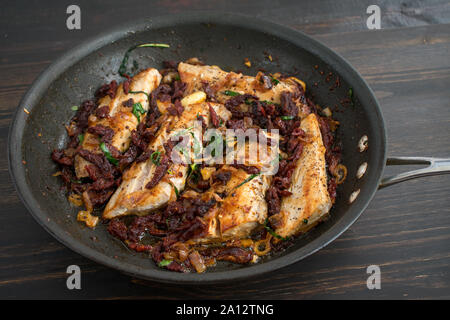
[8,12,450,284]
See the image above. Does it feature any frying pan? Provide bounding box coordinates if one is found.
[8,12,450,284]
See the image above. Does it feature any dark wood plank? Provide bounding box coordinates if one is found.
[0,1,449,299]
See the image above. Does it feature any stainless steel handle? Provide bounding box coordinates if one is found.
[379,156,450,189]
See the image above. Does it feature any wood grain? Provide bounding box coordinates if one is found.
[0,0,449,299]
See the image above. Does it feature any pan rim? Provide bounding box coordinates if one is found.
[8,11,387,284]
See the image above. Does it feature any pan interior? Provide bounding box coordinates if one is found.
[15,16,385,281]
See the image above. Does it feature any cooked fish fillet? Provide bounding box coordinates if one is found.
[75,68,162,178]
[103,101,231,219]
[269,113,331,238]
[193,163,271,242]
[218,168,270,239]
[178,62,300,104]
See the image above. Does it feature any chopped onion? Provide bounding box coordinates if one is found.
[253,235,272,256]
[188,251,206,273]
[162,71,179,84]
[288,77,306,92]
[200,167,216,181]
[68,193,83,207]
[322,107,332,117]
[171,242,190,262]
[239,239,254,248]
[334,164,348,185]
[77,211,99,228]
[77,191,97,228]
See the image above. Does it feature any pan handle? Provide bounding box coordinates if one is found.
[379,156,450,189]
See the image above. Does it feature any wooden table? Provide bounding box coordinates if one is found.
[1,0,449,299]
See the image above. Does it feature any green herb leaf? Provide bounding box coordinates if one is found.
[173,126,194,137]
[129,90,149,97]
[158,259,172,267]
[137,43,170,49]
[177,147,191,165]
[132,102,146,123]
[173,184,179,198]
[234,173,260,190]
[150,151,161,165]
[190,132,202,157]
[271,77,280,85]
[168,181,179,198]
[281,115,295,120]
[119,43,170,77]
[348,87,355,106]
[99,142,119,166]
[223,90,241,96]
[264,218,289,241]
[187,163,198,181]
[78,134,84,143]
[71,106,79,111]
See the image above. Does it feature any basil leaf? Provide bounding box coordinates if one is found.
[71,106,79,111]
[150,151,161,165]
[78,134,84,143]
[158,259,172,267]
[223,90,240,96]
[281,115,295,120]
[100,142,119,166]
[132,102,146,123]
[119,43,170,77]
[264,218,289,241]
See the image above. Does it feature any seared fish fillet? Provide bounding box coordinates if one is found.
[178,62,300,104]
[75,68,162,178]
[103,99,231,219]
[194,164,271,242]
[269,113,331,238]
